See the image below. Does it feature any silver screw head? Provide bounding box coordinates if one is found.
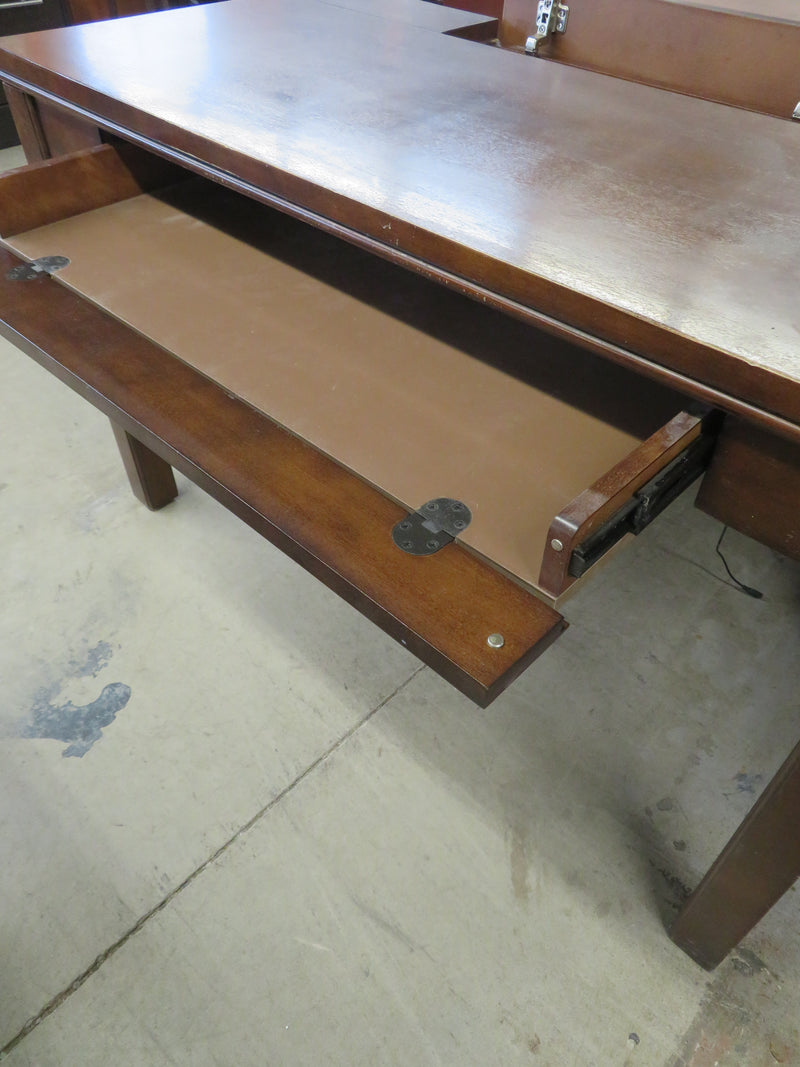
[550,538,564,552]
[487,633,505,649]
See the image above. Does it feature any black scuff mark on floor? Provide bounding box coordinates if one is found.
[20,682,131,757]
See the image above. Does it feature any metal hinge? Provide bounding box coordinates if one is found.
[793,101,800,121]
[392,498,472,556]
[7,255,70,281]
[525,0,569,55]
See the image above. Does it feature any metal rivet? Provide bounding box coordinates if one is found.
[550,538,564,552]
[399,521,411,530]
[425,502,439,511]
[401,540,413,550]
[487,633,505,649]
[426,539,440,550]
[453,519,466,530]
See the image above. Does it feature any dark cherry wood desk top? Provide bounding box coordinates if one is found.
[1,0,799,429]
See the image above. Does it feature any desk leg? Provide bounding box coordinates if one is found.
[671,738,800,969]
[112,422,178,511]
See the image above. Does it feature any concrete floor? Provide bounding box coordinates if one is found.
[1,143,799,1066]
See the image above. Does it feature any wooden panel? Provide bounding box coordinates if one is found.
[2,85,100,163]
[0,242,566,706]
[35,97,101,156]
[111,422,178,510]
[305,0,497,35]
[671,737,800,970]
[62,0,118,22]
[0,142,182,235]
[0,101,18,150]
[539,412,702,599]
[0,0,799,431]
[0,0,65,35]
[4,174,687,593]
[500,0,800,119]
[428,0,502,22]
[112,0,161,14]
[696,418,800,561]
[2,83,47,161]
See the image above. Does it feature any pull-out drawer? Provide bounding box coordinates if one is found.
[0,143,714,703]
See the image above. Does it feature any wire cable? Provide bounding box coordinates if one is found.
[715,526,764,599]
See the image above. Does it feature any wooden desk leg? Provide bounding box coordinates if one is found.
[671,738,800,969]
[111,421,178,510]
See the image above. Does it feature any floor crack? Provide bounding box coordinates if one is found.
[0,665,425,1060]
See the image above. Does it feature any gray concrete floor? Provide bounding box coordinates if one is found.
[1,142,799,1066]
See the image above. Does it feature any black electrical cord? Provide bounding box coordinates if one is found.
[715,526,763,599]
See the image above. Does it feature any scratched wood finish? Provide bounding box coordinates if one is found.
[500,0,800,119]
[0,243,566,705]
[0,0,799,431]
[671,737,800,969]
[696,418,800,561]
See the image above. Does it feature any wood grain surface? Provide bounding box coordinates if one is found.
[500,0,800,119]
[0,142,180,234]
[2,84,48,161]
[671,736,800,969]
[111,422,178,511]
[4,167,688,592]
[0,0,799,430]
[0,242,566,705]
[696,417,800,560]
[539,412,702,598]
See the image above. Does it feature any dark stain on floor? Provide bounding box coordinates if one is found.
[69,640,114,679]
[20,682,131,757]
[17,640,130,757]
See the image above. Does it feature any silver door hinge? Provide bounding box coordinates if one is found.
[525,0,569,55]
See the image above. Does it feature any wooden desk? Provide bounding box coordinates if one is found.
[0,0,798,969]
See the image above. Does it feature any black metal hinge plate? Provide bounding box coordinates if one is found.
[7,255,70,280]
[392,498,472,556]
